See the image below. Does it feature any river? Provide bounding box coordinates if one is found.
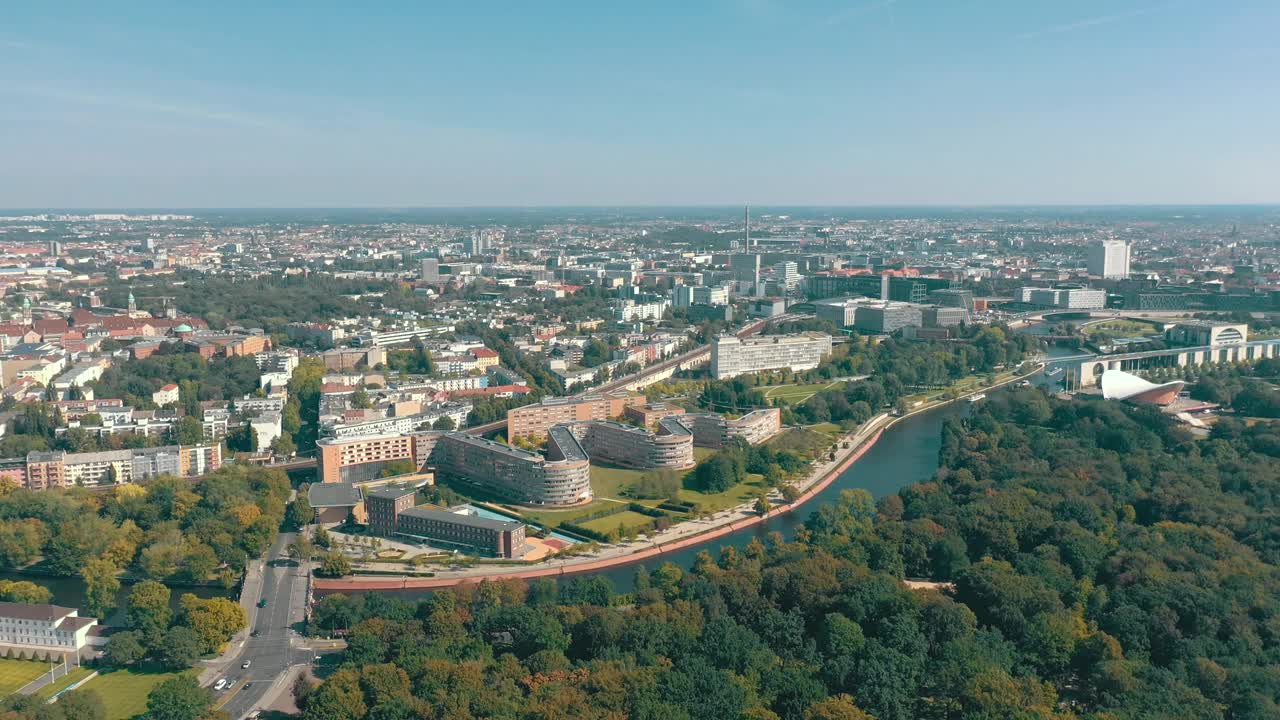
[352,331,1085,597]
[589,339,1085,591]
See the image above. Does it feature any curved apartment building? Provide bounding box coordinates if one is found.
[566,418,695,471]
[433,432,591,506]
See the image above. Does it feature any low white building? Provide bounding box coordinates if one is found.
[152,383,180,407]
[52,360,109,394]
[0,602,97,657]
[250,412,283,449]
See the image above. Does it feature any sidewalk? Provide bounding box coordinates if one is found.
[16,659,75,697]
[198,557,264,686]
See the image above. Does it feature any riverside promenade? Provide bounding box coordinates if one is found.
[313,365,1041,594]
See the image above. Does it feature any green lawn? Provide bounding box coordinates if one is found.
[761,381,844,405]
[33,666,94,701]
[0,657,53,697]
[589,464,675,501]
[768,428,834,458]
[79,667,197,720]
[578,510,659,534]
[677,475,768,513]
[515,498,628,529]
[1083,319,1158,336]
[908,370,1021,404]
[806,422,843,435]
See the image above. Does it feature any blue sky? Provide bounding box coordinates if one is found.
[1,1,1277,208]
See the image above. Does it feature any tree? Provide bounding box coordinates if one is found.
[432,415,456,431]
[378,460,415,478]
[803,694,875,720]
[173,415,205,446]
[145,676,213,720]
[161,626,203,669]
[127,580,173,647]
[82,556,121,619]
[44,514,117,576]
[226,423,258,453]
[691,453,739,493]
[318,551,352,578]
[289,492,314,528]
[104,630,146,666]
[272,432,297,456]
[350,388,372,409]
[0,579,52,604]
[181,543,220,584]
[289,535,315,561]
[178,594,247,654]
[55,689,107,720]
[303,669,367,720]
[754,494,772,515]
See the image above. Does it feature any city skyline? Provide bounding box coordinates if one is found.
[3,1,1278,207]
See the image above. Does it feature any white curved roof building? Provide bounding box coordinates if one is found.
[1100,370,1185,405]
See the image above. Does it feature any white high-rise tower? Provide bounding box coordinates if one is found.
[1088,240,1130,279]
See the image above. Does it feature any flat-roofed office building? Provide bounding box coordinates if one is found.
[507,391,643,440]
[396,507,526,558]
[710,333,832,379]
[318,434,421,484]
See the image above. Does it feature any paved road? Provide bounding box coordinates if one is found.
[216,532,313,720]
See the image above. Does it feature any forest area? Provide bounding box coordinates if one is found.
[295,390,1280,720]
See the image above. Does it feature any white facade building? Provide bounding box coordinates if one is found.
[0,602,97,656]
[1088,240,1131,279]
[710,333,833,379]
[1016,287,1107,310]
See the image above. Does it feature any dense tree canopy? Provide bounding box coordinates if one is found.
[300,391,1280,719]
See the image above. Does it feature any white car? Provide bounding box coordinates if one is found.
[214,678,227,691]
[242,660,252,669]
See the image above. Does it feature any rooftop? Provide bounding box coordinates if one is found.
[547,425,587,462]
[657,416,692,436]
[400,506,522,531]
[307,482,364,508]
[0,601,78,621]
[443,431,543,462]
[365,484,417,501]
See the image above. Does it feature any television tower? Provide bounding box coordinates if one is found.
[744,205,761,295]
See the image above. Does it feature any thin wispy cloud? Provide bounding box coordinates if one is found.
[821,0,901,28]
[3,84,295,132]
[1015,2,1179,40]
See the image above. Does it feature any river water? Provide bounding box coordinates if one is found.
[589,338,1084,591]
[0,571,232,626]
